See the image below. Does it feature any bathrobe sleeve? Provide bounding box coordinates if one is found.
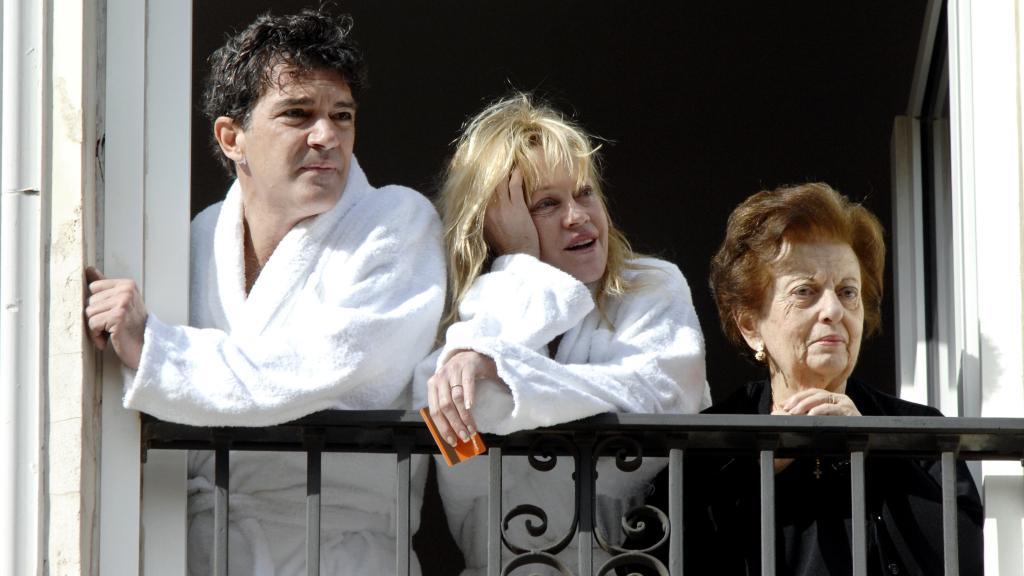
[125,191,445,427]
[439,255,707,435]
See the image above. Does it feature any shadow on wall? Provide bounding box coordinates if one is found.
[976,332,1021,576]
[978,332,1003,407]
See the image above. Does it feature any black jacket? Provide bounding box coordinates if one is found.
[648,380,984,576]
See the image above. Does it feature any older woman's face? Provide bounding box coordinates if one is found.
[749,241,864,391]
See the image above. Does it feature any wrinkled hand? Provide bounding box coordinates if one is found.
[775,388,862,417]
[427,350,498,447]
[771,388,861,473]
[84,266,147,370]
[484,169,540,258]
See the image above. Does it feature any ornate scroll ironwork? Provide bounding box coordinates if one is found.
[592,435,670,575]
[500,435,580,561]
[501,551,576,576]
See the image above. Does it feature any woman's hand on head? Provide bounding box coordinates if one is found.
[776,388,862,417]
[484,169,540,258]
[427,350,499,447]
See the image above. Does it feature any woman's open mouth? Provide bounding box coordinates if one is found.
[566,238,596,251]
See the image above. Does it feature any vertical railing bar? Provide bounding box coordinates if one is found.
[487,445,503,576]
[306,437,322,576]
[668,446,684,576]
[850,451,867,576]
[942,451,960,576]
[578,436,595,576]
[396,436,412,576]
[213,445,229,576]
[759,448,775,576]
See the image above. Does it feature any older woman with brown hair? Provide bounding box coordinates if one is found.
[682,183,984,575]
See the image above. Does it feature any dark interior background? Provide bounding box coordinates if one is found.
[192,0,928,403]
[191,2,928,571]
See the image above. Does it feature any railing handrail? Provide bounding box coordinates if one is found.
[142,411,1024,461]
[142,410,1018,575]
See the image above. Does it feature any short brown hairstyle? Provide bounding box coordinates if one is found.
[203,8,366,176]
[709,183,886,358]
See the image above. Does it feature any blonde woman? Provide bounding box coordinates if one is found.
[414,94,709,574]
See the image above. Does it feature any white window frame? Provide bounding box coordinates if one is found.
[947,0,1024,573]
[99,0,1024,573]
[100,1,191,574]
[895,1,1024,568]
[891,0,961,414]
[947,0,1024,420]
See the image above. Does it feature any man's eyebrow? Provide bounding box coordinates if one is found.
[273,97,313,109]
[271,97,357,109]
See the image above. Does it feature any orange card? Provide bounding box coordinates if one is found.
[420,407,487,466]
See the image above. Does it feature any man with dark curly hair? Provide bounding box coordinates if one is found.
[84,9,444,575]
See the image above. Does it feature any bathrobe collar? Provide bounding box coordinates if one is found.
[213,156,370,336]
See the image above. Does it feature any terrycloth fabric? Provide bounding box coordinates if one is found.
[129,158,445,425]
[185,452,430,576]
[413,254,709,575]
[126,158,445,576]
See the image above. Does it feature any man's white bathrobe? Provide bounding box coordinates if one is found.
[126,159,445,576]
[414,254,710,575]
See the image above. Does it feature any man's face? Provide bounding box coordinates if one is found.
[235,65,356,224]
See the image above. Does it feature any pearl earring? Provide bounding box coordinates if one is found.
[754,343,766,363]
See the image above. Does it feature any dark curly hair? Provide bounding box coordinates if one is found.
[710,183,886,361]
[203,8,367,175]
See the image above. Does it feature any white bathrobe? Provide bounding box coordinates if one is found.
[126,158,445,576]
[413,254,710,575]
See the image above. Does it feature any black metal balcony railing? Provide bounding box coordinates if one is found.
[142,412,1024,576]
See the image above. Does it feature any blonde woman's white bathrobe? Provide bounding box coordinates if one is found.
[414,253,710,576]
[126,159,445,576]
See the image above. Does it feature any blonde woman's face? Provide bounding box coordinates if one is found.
[526,158,609,284]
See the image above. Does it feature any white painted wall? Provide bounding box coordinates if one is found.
[3,0,104,572]
[48,0,102,571]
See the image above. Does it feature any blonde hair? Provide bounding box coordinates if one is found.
[438,93,636,329]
